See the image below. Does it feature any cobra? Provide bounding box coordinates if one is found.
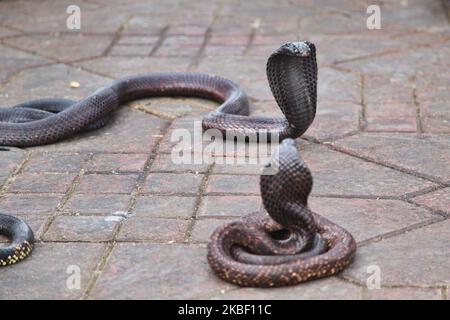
[207,139,357,287]
[0,41,345,279]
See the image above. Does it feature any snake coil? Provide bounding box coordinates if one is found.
[207,139,356,287]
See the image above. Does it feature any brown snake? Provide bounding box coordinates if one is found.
[207,139,356,287]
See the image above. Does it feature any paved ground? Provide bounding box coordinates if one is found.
[0,0,449,300]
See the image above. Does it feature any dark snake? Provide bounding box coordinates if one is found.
[207,138,356,287]
[0,41,355,287]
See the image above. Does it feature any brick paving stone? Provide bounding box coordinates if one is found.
[0,243,105,300]
[24,153,89,173]
[0,26,20,39]
[410,188,450,216]
[198,195,261,217]
[87,153,148,173]
[0,44,50,71]
[155,35,204,57]
[343,219,450,287]
[421,116,450,134]
[212,162,266,175]
[117,217,189,242]
[43,216,118,242]
[206,174,260,195]
[75,173,139,194]
[340,41,450,76]
[365,103,417,132]
[416,73,450,133]
[151,152,209,173]
[416,73,450,103]
[133,195,197,218]
[117,36,160,46]
[91,243,231,299]
[110,45,152,57]
[32,108,168,153]
[311,32,448,66]
[129,97,216,119]
[332,133,450,182]
[209,278,361,300]
[77,56,192,78]
[301,12,369,36]
[305,101,360,141]
[8,172,77,194]
[190,218,234,243]
[2,64,112,104]
[63,194,130,216]
[0,193,62,216]
[317,68,361,103]
[195,56,271,100]
[365,287,442,300]
[0,147,26,176]
[4,34,114,62]
[0,1,125,33]
[308,198,435,243]
[302,145,436,197]
[142,172,203,194]
[364,74,413,104]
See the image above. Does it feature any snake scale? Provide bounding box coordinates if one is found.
[0,41,356,287]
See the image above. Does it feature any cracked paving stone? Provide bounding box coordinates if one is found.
[332,133,450,183]
[91,243,231,299]
[301,145,436,197]
[343,219,450,287]
[0,243,105,300]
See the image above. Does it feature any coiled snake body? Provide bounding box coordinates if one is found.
[207,139,356,287]
[0,41,355,287]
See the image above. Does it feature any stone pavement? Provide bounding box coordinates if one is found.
[0,0,449,300]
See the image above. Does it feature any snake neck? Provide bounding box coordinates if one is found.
[266,42,317,136]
